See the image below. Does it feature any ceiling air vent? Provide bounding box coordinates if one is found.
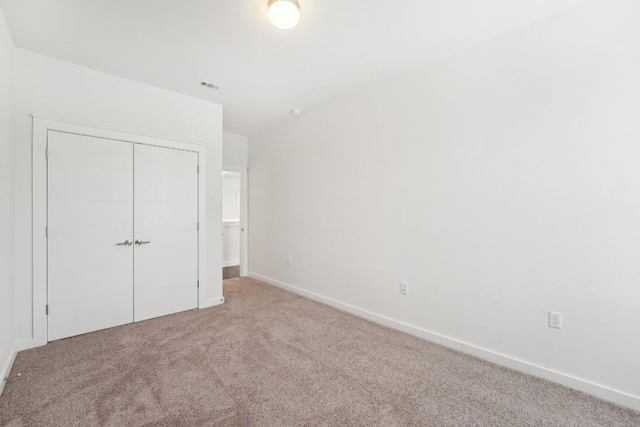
[199,80,220,90]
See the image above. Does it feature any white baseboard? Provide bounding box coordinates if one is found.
[249,272,640,412]
[16,338,40,352]
[0,342,18,397]
[222,261,240,268]
[202,296,225,309]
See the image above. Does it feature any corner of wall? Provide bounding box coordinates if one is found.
[0,1,17,397]
[0,342,18,397]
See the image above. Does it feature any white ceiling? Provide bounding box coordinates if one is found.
[0,0,590,136]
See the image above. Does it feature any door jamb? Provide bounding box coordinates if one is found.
[222,164,249,277]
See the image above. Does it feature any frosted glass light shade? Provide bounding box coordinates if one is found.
[268,0,300,30]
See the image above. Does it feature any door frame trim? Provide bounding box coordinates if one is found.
[223,164,249,277]
[32,116,208,347]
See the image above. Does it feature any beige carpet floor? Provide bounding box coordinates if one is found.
[1,277,639,426]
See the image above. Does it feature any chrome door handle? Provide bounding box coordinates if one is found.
[135,240,151,246]
[116,240,132,247]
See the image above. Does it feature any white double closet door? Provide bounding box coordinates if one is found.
[47,131,199,341]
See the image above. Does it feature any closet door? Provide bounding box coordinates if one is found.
[48,132,134,341]
[134,144,199,321]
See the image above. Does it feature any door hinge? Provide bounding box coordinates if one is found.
[46,305,49,315]
[197,280,199,289]
[45,225,48,238]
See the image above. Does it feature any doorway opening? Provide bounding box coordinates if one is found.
[222,166,248,279]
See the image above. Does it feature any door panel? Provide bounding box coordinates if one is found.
[48,131,134,341]
[134,144,198,322]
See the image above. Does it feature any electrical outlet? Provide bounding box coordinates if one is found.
[400,282,409,295]
[549,311,563,329]
[286,257,292,266]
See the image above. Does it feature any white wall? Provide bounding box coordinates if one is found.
[223,175,241,221]
[222,173,241,266]
[222,224,241,267]
[14,49,224,347]
[249,0,640,408]
[223,132,248,167]
[0,5,16,392]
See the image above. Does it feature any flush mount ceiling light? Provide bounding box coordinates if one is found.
[268,0,300,30]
